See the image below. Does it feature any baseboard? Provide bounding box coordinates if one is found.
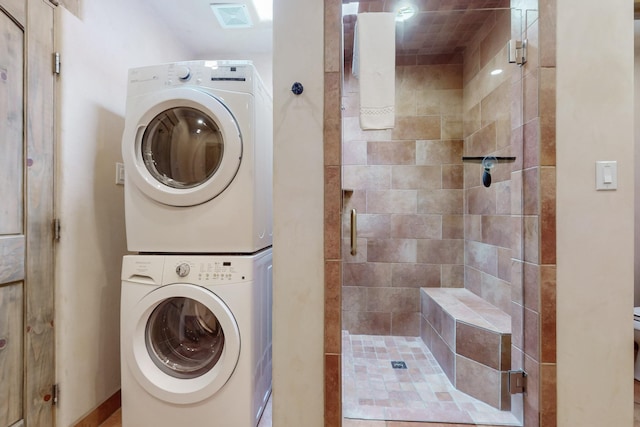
[74,389,121,427]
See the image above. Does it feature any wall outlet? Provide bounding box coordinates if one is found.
[115,162,125,185]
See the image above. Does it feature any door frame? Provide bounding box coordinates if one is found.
[23,0,56,425]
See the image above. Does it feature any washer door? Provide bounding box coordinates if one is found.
[124,284,240,404]
[122,87,242,207]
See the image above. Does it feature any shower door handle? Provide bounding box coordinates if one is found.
[350,208,357,256]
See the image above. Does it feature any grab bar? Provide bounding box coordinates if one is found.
[350,208,357,256]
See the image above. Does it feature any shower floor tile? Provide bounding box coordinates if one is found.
[342,331,520,426]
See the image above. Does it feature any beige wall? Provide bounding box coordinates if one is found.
[54,2,272,425]
[635,22,640,307]
[556,0,634,425]
[54,3,194,425]
[272,0,326,425]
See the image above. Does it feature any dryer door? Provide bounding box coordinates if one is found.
[123,284,240,404]
[122,87,242,207]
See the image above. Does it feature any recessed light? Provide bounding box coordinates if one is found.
[395,5,417,22]
[251,0,272,21]
[342,2,359,17]
[490,69,503,76]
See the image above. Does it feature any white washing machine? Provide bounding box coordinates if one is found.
[120,249,272,427]
[121,60,272,253]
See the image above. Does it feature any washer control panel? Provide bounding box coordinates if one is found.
[164,256,251,285]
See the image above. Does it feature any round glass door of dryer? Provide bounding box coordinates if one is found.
[145,297,225,379]
[122,87,243,207]
[142,107,224,190]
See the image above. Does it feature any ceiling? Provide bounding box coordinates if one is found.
[138,0,512,61]
[141,0,273,58]
[142,1,639,64]
[344,0,510,62]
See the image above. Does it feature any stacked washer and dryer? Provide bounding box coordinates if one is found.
[119,61,273,427]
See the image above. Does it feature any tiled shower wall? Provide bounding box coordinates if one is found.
[462,8,515,316]
[324,0,557,426]
[342,58,465,337]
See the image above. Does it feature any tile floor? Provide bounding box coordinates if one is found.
[342,332,519,426]
[98,359,640,427]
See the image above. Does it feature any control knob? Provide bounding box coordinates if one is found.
[176,263,190,277]
[175,65,191,80]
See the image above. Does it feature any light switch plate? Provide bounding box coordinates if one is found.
[595,161,617,190]
[115,162,125,185]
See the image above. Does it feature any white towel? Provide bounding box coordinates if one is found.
[356,12,396,130]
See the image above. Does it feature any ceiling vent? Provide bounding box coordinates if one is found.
[210,3,253,29]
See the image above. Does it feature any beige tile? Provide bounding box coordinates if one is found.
[368,141,416,165]
[390,214,441,239]
[346,213,391,239]
[481,215,513,248]
[366,287,420,313]
[343,286,368,312]
[456,322,502,370]
[392,116,441,141]
[391,263,441,288]
[367,239,417,263]
[323,0,341,73]
[524,307,540,360]
[343,165,391,191]
[343,139,367,165]
[540,363,557,426]
[418,189,463,214]
[367,190,417,214]
[523,215,540,264]
[540,265,557,363]
[540,166,556,265]
[417,239,464,265]
[441,265,464,288]
[523,262,541,312]
[325,260,341,354]
[496,247,512,281]
[342,310,391,335]
[324,353,341,426]
[442,214,464,239]
[391,165,442,190]
[465,121,497,157]
[539,67,557,167]
[465,240,498,276]
[391,312,421,336]
[343,262,392,288]
[325,166,341,260]
[442,165,463,189]
[324,72,342,166]
[523,118,540,170]
[416,140,463,166]
[466,185,497,215]
[455,355,502,409]
[523,69,539,124]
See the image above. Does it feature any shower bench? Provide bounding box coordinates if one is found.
[420,288,512,411]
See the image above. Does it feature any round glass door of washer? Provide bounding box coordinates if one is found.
[146,296,225,379]
[124,283,240,404]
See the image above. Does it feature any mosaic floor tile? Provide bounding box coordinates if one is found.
[342,331,520,426]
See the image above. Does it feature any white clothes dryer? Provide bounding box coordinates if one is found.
[120,249,272,427]
[121,60,272,253]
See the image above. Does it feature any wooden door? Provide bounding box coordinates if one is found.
[0,0,55,426]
